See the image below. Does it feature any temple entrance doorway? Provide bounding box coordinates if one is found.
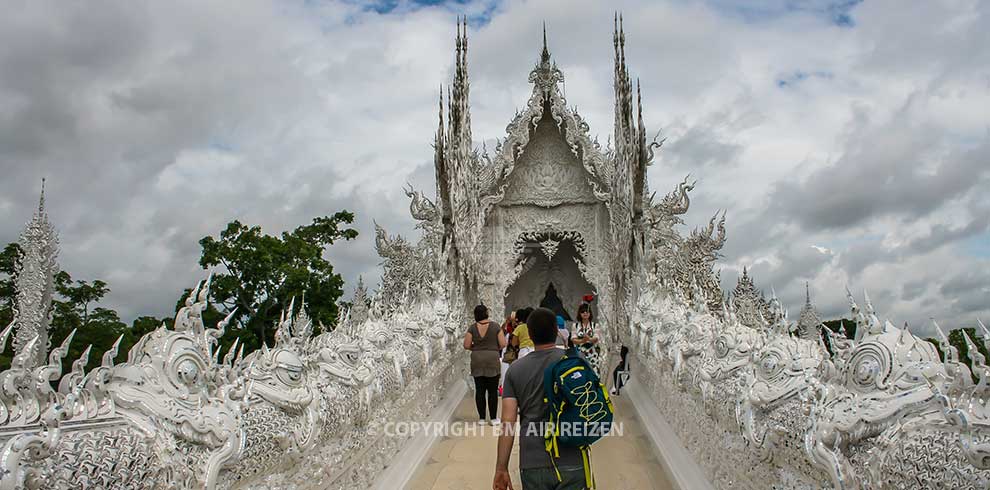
[503,238,597,321]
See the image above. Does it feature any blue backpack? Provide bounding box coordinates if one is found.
[543,346,614,489]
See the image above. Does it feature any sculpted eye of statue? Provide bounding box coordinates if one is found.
[273,350,305,387]
[343,350,360,367]
[853,358,881,386]
[843,341,895,393]
[759,352,783,380]
[154,336,213,397]
[174,357,202,388]
[714,338,729,359]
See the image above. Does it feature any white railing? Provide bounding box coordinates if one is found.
[628,283,990,490]
[0,278,467,489]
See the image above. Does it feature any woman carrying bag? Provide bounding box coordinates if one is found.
[463,304,507,424]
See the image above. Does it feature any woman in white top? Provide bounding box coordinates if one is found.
[572,303,603,375]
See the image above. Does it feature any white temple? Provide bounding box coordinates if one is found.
[0,18,988,490]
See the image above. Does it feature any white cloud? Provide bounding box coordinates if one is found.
[0,0,986,337]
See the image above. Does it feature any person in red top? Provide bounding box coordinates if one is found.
[499,311,518,395]
[503,312,516,334]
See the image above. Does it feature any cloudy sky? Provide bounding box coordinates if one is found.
[0,0,987,335]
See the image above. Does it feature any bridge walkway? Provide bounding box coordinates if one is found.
[406,391,674,490]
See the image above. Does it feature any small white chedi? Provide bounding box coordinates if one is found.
[1,19,987,490]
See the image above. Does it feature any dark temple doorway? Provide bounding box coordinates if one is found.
[504,239,596,320]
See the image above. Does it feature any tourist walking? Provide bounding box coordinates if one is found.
[463,304,506,424]
[512,307,535,359]
[494,307,588,490]
[539,283,572,321]
[499,312,519,394]
[572,303,603,377]
[611,345,629,396]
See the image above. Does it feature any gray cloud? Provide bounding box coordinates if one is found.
[901,279,927,302]
[768,125,990,232]
[0,0,987,338]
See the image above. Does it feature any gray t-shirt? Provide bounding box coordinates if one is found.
[502,348,583,470]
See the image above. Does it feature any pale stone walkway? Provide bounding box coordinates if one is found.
[407,392,674,490]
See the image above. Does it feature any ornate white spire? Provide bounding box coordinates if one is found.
[528,21,564,95]
[12,179,59,368]
[449,15,472,158]
[796,282,823,341]
[434,86,449,225]
[732,266,770,330]
[351,276,369,326]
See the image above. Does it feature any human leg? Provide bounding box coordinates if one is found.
[473,376,487,420]
[519,466,588,490]
[519,467,559,490]
[484,375,499,419]
[555,466,590,489]
[611,361,625,395]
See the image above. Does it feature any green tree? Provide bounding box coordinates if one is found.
[0,243,19,313]
[198,213,358,354]
[130,315,172,339]
[55,274,109,327]
[823,318,857,340]
[0,243,22,369]
[0,241,186,372]
[0,252,146,372]
[925,327,989,383]
[48,271,129,371]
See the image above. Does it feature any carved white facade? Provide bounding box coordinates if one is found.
[1,18,987,490]
[0,265,465,489]
[9,183,58,369]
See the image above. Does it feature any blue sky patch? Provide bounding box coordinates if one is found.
[963,233,990,258]
[706,0,862,27]
[776,70,833,88]
[355,0,496,23]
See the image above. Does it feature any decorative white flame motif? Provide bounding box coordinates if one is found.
[539,238,560,260]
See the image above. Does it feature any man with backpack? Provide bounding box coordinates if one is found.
[493,307,613,490]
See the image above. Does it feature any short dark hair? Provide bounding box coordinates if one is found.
[528,307,557,345]
[474,304,489,322]
[516,307,532,323]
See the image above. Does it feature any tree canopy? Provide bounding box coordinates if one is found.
[0,211,358,372]
[197,212,358,354]
[0,246,171,371]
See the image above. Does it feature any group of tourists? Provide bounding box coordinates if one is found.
[463,302,605,426]
[462,293,625,490]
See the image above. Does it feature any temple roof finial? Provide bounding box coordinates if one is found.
[613,12,620,59]
[38,178,46,215]
[541,21,551,64]
[529,23,562,92]
[619,13,626,66]
[438,84,444,126]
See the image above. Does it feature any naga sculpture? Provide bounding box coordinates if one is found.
[630,256,990,489]
[0,177,463,490]
[0,273,463,489]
